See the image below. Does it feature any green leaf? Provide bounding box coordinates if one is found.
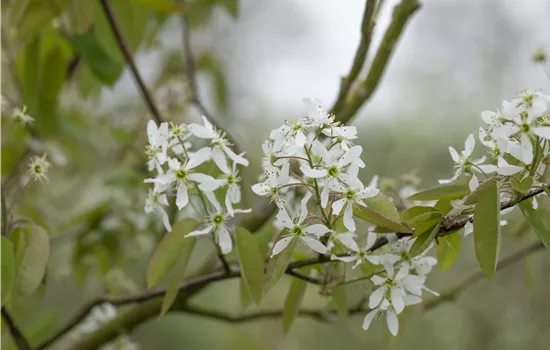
[401,206,442,227]
[160,235,197,315]
[282,269,309,333]
[239,277,252,309]
[408,185,469,201]
[436,233,462,270]
[147,218,198,288]
[70,30,123,85]
[473,181,501,277]
[434,199,453,214]
[410,221,441,257]
[235,227,264,305]
[519,200,550,248]
[14,226,50,295]
[94,0,148,63]
[463,177,497,205]
[219,0,239,17]
[354,206,412,233]
[510,176,533,194]
[364,193,400,222]
[331,285,348,318]
[1,237,16,304]
[264,237,296,293]
[70,0,95,34]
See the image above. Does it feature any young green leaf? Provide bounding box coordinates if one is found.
[408,185,469,201]
[473,181,501,278]
[410,221,441,257]
[282,270,309,333]
[1,237,16,304]
[70,30,123,85]
[236,227,264,305]
[364,193,400,222]
[401,206,442,227]
[264,237,296,293]
[463,177,497,205]
[510,176,533,194]
[147,218,198,289]
[354,206,412,233]
[436,233,462,270]
[519,200,550,248]
[14,226,50,295]
[160,236,197,315]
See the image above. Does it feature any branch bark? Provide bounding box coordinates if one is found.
[334,0,420,124]
[98,0,163,124]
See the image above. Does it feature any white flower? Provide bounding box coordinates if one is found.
[146,120,169,172]
[332,185,379,232]
[217,162,243,216]
[188,116,249,166]
[144,188,171,232]
[391,238,437,276]
[362,296,421,336]
[439,134,497,184]
[271,193,330,257]
[187,193,250,254]
[301,142,364,207]
[145,150,221,210]
[27,154,51,183]
[330,231,380,269]
[11,105,35,127]
[251,162,290,207]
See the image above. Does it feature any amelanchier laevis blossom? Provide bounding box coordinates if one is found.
[143,117,249,255]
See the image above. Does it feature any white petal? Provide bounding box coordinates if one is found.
[304,224,331,237]
[330,254,356,263]
[520,133,534,164]
[188,123,215,139]
[299,191,312,224]
[276,209,293,229]
[386,310,399,336]
[532,126,550,140]
[176,184,189,210]
[391,288,405,314]
[147,120,158,144]
[362,309,379,331]
[464,134,475,156]
[320,183,331,208]
[187,225,215,237]
[211,147,230,173]
[337,233,359,252]
[463,221,473,237]
[190,173,225,191]
[475,164,497,173]
[204,191,221,212]
[300,236,328,254]
[300,165,327,178]
[217,226,233,254]
[277,162,290,185]
[338,145,362,167]
[358,187,379,199]
[469,175,479,192]
[158,208,171,232]
[343,204,356,232]
[271,236,293,256]
[369,286,387,309]
[370,275,385,285]
[402,294,422,306]
[187,147,211,169]
[221,145,249,166]
[331,198,346,215]
[449,147,460,163]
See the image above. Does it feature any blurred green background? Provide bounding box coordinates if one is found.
[1,0,550,349]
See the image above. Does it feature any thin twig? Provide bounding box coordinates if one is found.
[336,0,421,123]
[1,308,32,350]
[331,0,378,116]
[98,0,163,124]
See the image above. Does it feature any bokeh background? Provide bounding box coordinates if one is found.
[2,0,550,349]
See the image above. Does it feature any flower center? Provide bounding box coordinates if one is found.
[345,189,356,200]
[175,169,188,180]
[213,214,224,225]
[328,166,339,178]
[291,226,303,236]
[520,123,530,133]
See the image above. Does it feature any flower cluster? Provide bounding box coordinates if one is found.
[253,99,439,336]
[144,117,249,254]
[440,90,549,210]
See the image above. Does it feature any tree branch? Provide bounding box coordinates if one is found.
[335,0,420,123]
[39,184,547,349]
[98,0,163,124]
[1,307,32,350]
[331,0,378,117]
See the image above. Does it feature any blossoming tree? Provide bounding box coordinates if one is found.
[1,0,549,349]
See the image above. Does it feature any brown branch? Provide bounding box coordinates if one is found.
[335,0,420,123]
[1,308,32,350]
[98,0,163,124]
[38,184,547,349]
[331,0,378,117]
